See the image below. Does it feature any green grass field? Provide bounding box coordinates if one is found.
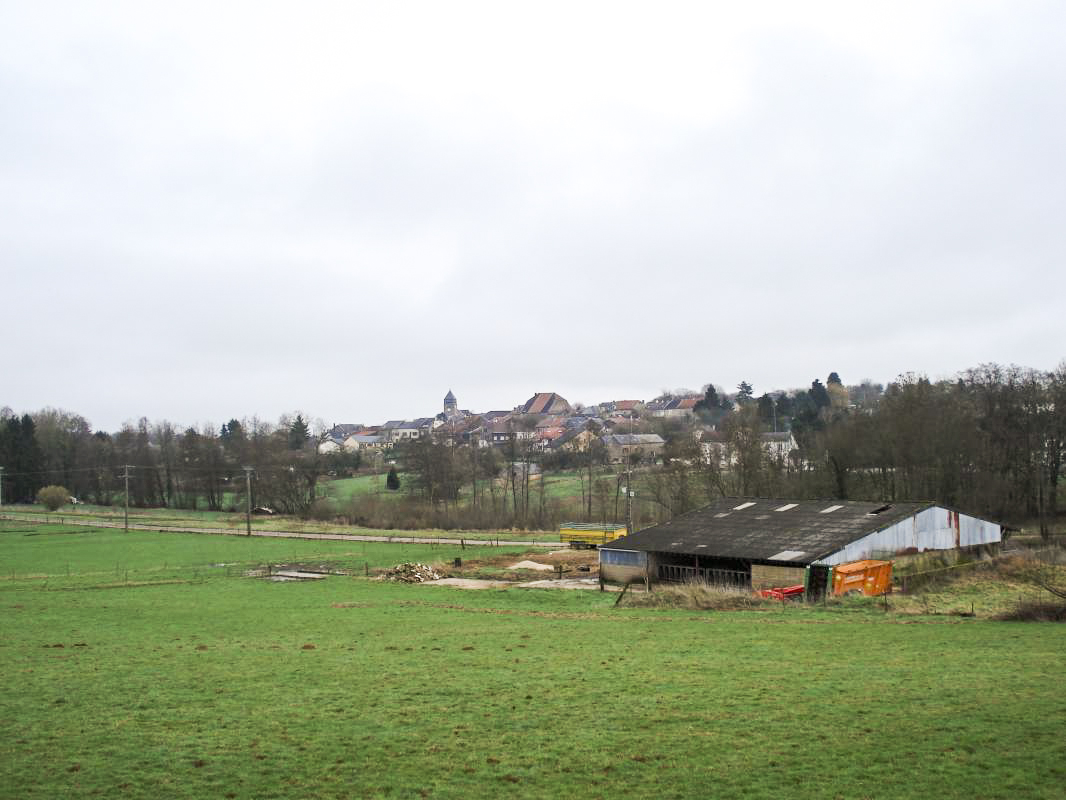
[0,524,522,584]
[0,465,628,543]
[1,522,1064,799]
[324,474,406,503]
[324,470,595,509]
[0,505,557,542]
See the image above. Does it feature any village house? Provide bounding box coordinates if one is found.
[700,431,798,466]
[534,426,567,450]
[488,421,535,447]
[549,427,597,453]
[602,433,666,464]
[383,420,421,443]
[645,396,700,417]
[598,400,644,417]
[317,437,343,454]
[434,415,485,446]
[535,415,565,430]
[343,433,386,452]
[319,423,365,454]
[519,392,572,416]
[326,423,363,439]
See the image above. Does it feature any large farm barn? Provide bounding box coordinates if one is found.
[599,497,1002,593]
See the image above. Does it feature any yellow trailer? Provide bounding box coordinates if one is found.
[558,522,628,549]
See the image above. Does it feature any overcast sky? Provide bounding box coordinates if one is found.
[3,1,1064,432]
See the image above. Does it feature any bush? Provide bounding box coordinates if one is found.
[995,600,1066,622]
[305,498,338,522]
[37,485,71,511]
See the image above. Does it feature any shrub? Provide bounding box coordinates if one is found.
[37,485,71,511]
[305,498,338,522]
[995,600,1066,622]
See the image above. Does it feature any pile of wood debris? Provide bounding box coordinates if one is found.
[379,562,443,583]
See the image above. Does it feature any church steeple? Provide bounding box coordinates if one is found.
[444,389,457,414]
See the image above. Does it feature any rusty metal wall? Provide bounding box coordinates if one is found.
[817,506,1000,566]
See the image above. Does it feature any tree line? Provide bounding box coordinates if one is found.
[2,360,1063,534]
[636,363,1065,536]
[0,411,351,515]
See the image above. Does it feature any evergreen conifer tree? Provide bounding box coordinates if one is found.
[386,467,400,491]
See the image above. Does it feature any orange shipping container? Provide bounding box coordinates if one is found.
[831,560,892,596]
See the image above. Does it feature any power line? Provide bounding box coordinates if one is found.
[0,464,322,478]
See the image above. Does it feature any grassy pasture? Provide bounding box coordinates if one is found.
[1,506,554,542]
[0,524,521,584]
[1,524,1064,799]
[324,474,406,503]
[323,469,601,506]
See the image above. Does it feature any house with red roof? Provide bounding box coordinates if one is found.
[518,392,572,416]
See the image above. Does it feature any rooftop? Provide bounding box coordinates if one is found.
[602,497,933,564]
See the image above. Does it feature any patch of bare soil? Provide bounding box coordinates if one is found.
[429,578,515,589]
[453,549,597,574]
[427,548,601,588]
[540,549,602,568]
[517,578,609,591]
[509,560,553,571]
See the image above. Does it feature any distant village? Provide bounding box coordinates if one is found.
[317,389,797,468]
[4,365,1056,533]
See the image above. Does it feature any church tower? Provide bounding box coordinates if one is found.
[444,389,458,415]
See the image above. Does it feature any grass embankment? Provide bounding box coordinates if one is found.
[2,523,1065,799]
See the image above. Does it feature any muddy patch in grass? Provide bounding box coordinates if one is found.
[438,548,600,584]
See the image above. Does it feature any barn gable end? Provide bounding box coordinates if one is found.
[816,506,1002,566]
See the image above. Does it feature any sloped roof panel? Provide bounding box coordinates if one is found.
[602,497,932,564]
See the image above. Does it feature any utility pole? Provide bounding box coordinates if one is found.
[625,459,634,536]
[0,466,4,508]
[122,465,132,532]
[243,466,254,536]
[625,413,635,535]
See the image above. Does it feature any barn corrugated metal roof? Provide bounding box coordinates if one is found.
[602,497,932,564]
